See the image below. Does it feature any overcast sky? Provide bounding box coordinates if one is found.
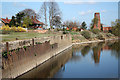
[1,0,119,28]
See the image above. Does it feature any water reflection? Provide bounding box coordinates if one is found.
[92,42,104,64]
[17,40,119,78]
[107,41,120,58]
[81,45,91,57]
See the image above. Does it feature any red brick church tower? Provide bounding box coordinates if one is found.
[93,13,101,30]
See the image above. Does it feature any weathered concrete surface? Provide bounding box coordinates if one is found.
[17,47,73,78]
[2,34,72,79]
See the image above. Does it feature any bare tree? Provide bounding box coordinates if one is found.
[49,1,61,29]
[20,9,39,19]
[39,2,48,28]
[64,20,80,30]
[53,16,62,28]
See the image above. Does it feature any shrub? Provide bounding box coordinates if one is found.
[91,29,100,34]
[106,33,114,37]
[23,46,27,51]
[17,26,26,32]
[0,26,26,33]
[0,25,11,34]
[2,51,8,58]
[72,37,74,40]
[1,25,11,31]
[11,27,17,32]
[81,31,91,39]
[63,31,69,34]
[97,34,105,40]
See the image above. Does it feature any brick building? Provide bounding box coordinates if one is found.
[103,27,112,32]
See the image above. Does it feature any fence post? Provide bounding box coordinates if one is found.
[6,42,9,53]
[32,38,34,46]
[6,42,10,59]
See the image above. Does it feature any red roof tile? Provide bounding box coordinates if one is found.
[1,18,11,23]
[1,17,44,25]
[103,27,112,31]
[32,18,44,25]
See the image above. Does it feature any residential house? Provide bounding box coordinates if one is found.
[1,17,44,29]
[31,16,44,29]
[1,17,11,26]
[102,24,112,32]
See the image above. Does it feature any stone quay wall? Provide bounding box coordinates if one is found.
[1,34,72,79]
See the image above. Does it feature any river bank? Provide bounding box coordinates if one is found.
[2,34,72,79]
[1,33,119,79]
[17,37,120,79]
[73,37,119,45]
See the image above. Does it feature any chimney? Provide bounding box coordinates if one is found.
[6,17,8,20]
[32,16,33,20]
[34,15,36,20]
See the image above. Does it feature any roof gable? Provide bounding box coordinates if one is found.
[1,18,11,23]
[32,18,44,25]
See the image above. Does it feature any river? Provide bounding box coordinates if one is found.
[17,40,120,79]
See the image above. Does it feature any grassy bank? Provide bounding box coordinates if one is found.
[1,31,59,42]
[71,29,118,43]
[0,29,118,42]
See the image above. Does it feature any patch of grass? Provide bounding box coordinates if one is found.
[70,32,79,35]
[72,35,86,41]
[1,32,58,42]
[72,37,74,40]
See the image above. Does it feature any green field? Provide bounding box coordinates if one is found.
[1,32,59,42]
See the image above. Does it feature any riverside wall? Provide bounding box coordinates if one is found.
[1,34,72,79]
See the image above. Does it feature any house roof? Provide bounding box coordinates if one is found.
[32,18,44,25]
[1,18,11,23]
[1,17,44,25]
[103,27,112,29]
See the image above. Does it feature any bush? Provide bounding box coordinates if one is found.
[0,26,26,33]
[11,27,17,32]
[17,26,26,32]
[106,33,114,37]
[81,31,91,39]
[2,51,8,58]
[0,25,11,34]
[97,34,105,40]
[1,25,11,31]
[91,29,100,34]
[63,31,69,34]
